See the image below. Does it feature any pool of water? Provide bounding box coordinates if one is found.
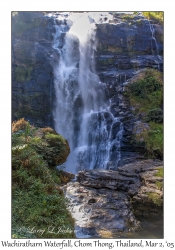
[113,216,163,239]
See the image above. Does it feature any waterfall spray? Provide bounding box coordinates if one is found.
[52,12,123,173]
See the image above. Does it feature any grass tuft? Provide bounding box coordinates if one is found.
[147,192,163,206]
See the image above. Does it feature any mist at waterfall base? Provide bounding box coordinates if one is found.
[52,12,123,174]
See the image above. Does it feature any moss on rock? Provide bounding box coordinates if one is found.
[12,119,74,238]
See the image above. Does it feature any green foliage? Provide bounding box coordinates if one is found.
[146,192,163,206]
[29,133,69,167]
[12,187,74,238]
[155,181,163,190]
[28,136,55,166]
[42,127,57,135]
[24,121,30,143]
[138,122,163,159]
[12,131,26,147]
[49,168,62,185]
[12,120,74,238]
[142,12,163,25]
[120,14,135,20]
[126,69,163,159]
[45,133,66,147]
[128,69,163,119]
[155,167,163,178]
[155,168,163,190]
[130,77,162,98]
[135,19,144,27]
[146,108,163,123]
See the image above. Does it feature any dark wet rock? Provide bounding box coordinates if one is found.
[77,168,139,191]
[12,12,56,127]
[77,159,163,218]
[96,21,154,55]
[103,112,113,123]
[111,121,121,140]
[118,160,163,217]
[95,16,163,161]
[63,181,139,238]
[64,159,163,238]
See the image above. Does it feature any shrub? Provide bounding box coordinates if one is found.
[127,69,163,116]
[45,133,66,147]
[12,120,75,238]
[146,108,163,123]
[139,122,163,159]
[129,71,162,100]
[131,68,163,84]
[12,188,75,238]
[12,131,26,147]
[126,69,163,159]
[42,127,57,135]
[29,134,70,167]
[142,12,163,25]
[12,118,29,133]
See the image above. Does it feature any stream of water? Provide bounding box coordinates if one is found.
[52,12,123,173]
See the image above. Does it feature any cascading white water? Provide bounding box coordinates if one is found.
[52,12,123,173]
[146,18,162,70]
[148,20,159,56]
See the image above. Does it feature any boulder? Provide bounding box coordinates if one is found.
[77,159,163,217]
[63,181,139,238]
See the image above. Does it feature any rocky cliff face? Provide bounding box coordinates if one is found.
[12,12,56,127]
[95,14,163,164]
[12,12,163,164]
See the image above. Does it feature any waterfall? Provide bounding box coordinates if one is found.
[146,18,162,70]
[52,12,123,173]
[148,20,159,56]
